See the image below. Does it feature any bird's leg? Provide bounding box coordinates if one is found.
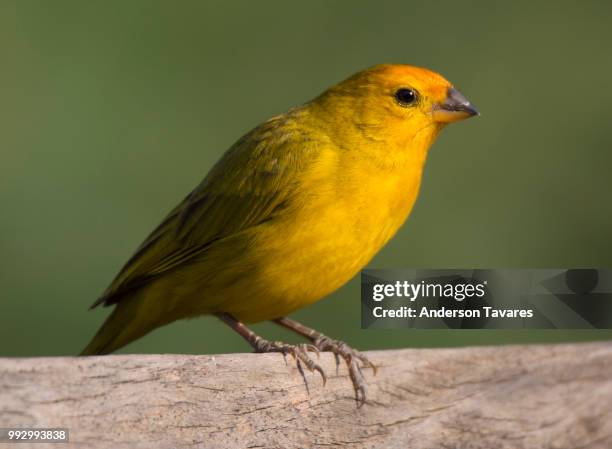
[216,313,326,394]
[274,317,377,407]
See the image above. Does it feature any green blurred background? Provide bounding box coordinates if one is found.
[2,1,611,357]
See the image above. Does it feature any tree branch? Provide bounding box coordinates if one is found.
[1,342,611,448]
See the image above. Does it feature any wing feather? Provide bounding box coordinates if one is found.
[92,111,319,307]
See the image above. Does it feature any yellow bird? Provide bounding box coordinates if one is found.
[81,64,478,405]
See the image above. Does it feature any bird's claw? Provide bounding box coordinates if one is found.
[253,339,327,390]
[312,336,376,407]
[252,334,375,406]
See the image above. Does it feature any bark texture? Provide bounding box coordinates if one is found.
[1,342,611,448]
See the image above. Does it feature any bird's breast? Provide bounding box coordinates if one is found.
[245,157,425,318]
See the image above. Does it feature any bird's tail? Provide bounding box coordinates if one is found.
[80,293,160,356]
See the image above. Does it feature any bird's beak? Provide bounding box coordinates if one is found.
[432,87,479,123]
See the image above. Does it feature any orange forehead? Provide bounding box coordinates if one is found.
[342,64,452,100]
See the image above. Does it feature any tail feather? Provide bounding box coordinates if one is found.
[80,294,156,356]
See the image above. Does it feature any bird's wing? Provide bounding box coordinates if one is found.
[92,113,320,307]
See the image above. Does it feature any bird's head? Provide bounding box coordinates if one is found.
[310,64,478,161]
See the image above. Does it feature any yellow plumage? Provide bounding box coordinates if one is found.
[81,64,477,355]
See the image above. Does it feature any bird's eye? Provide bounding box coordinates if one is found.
[394,88,418,106]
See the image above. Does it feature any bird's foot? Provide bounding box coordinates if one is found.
[253,338,326,394]
[312,336,377,407]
